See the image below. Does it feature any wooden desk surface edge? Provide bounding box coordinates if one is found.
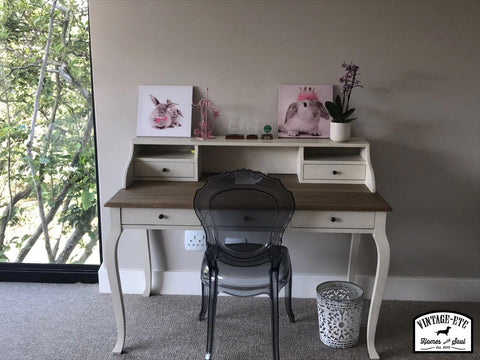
[105,178,392,212]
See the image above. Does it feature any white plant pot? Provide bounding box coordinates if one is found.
[330,122,351,142]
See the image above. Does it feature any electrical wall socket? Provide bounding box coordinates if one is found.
[184,230,207,251]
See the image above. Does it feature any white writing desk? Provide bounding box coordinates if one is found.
[103,137,392,359]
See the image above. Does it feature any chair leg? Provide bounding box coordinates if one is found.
[199,282,208,321]
[205,272,218,360]
[285,274,295,323]
[270,271,280,360]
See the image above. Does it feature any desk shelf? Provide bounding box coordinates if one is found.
[303,155,364,164]
[123,137,376,192]
[303,147,366,163]
[134,144,196,160]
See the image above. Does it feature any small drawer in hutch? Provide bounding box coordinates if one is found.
[303,164,366,180]
[133,160,195,179]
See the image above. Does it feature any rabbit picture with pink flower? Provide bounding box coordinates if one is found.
[137,86,192,137]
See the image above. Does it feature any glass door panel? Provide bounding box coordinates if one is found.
[0,0,99,270]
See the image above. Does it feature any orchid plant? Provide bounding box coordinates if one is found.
[192,88,220,140]
[325,62,363,123]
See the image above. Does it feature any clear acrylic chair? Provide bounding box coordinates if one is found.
[194,169,295,360]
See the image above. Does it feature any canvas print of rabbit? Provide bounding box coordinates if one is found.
[137,86,193,137]
[278,85,332,138]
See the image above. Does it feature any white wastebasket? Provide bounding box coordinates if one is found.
[316,281,364,349]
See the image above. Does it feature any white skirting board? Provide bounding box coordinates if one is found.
[98,265,480,302]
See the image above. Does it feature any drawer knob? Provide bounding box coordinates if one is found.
[330,217,337,222]
[162,168,169,173]
[158,214,165,219]
[332,170,338,175]
[244,215,250,221]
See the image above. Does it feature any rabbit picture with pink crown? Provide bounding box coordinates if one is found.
[278,85,332,138]
[137,86,192,137]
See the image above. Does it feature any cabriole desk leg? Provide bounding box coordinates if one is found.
[142,229,152,297]
[367,212,390,359]
[347,233,361,283]
[104,207,126,354]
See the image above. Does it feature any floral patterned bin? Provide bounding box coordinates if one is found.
[316,281,364,349]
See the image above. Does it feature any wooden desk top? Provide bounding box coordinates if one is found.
[105,175,391,212]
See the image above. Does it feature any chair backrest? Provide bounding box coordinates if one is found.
[194,169,295,263]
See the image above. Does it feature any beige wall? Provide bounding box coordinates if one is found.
[90,0,480,280]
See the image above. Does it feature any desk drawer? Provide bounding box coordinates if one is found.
[303,164,365,180]
[134,160,195,179]
[210,209,276,229]
[122,208,200,226]
[291,211,374,229]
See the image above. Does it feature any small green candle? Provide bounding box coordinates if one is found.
[261,124,273,140]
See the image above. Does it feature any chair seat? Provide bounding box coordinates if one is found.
[201,246,291,296]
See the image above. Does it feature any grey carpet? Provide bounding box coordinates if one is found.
[0,282,478,360]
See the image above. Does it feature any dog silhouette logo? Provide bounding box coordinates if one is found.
[414,311,473,353]
[436,326,451,336]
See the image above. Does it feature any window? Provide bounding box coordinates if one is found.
[0,0,99,281]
